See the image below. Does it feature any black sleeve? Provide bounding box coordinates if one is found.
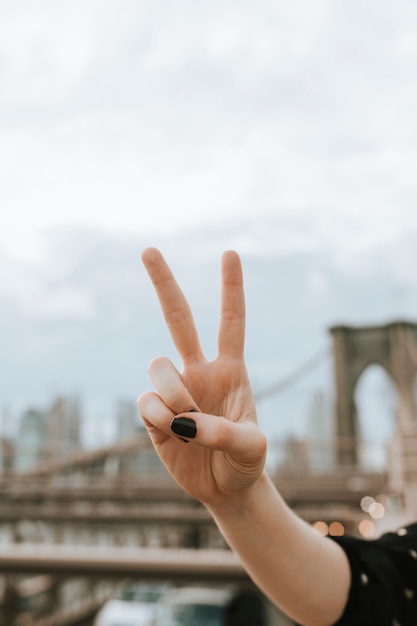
[329,523,417,626]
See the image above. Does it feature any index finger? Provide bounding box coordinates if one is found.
[218,250,246,359]
[141,248,204,365]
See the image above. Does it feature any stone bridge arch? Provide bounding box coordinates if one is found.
[330,321,417,465]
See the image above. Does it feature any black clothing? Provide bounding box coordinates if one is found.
[330,523,417,626]
[225,588,266,626]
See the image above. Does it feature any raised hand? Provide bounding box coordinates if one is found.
[138,248,351,626]
[138,248,266,506]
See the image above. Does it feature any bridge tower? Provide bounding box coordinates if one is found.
[330,321,417,466]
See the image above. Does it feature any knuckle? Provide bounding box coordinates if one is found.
[166,307,187,326]
[137,391,162,416]
[137,391,151,413]
[221,308,242,322]
[148,355,171,375]
[170,390,190,410]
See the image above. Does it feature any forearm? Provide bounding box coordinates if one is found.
[206,472,351,626]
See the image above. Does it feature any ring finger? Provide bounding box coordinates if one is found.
[148,356,198,414]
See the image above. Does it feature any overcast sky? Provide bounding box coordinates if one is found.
[1,0,417,448]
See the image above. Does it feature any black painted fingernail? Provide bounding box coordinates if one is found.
[171,417,197,439]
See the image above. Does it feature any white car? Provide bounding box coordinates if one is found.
[154,586,233,626]
[93,598,155,626]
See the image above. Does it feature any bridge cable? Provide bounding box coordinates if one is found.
[253,347,331,403]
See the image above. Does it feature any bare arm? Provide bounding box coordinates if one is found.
[138,247,350,626]
[207,473,350,626]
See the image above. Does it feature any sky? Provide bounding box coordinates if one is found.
[1,0,417,449]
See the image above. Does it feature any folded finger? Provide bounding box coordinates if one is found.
[138,391,175,431]
[148,356,198,415]
[139,390,267,461]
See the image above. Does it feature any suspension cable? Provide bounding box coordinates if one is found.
[253,347,331,402]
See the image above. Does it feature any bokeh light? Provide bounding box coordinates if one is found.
[360,496,376,513]
[368,502,385,519]
[313,521,329,537]
[358,519,376,538]
[329,522,345,537]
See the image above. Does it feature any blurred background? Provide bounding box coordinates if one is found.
[1,0,417,624]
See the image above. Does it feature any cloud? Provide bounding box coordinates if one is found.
[0,1,102,105]
[0,244,94,320]
[1,0,417,260]
[1,0,417,444]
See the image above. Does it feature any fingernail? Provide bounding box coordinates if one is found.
[171,417,197,439]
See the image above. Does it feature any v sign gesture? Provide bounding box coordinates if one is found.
[138,247,267,505]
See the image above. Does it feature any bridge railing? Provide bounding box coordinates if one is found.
[0,435,390,489]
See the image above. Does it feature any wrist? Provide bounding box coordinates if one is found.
[204,471,275,522]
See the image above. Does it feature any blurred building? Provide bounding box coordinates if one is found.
[0,437,13,474]
[14,408,47,472]
[117,399,140,441]
[97,399,165,479]
[14,396,81,472]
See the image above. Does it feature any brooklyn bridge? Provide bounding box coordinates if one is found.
[1,321,417,625]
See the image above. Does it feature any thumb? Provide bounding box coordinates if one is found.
[172,411,267,462]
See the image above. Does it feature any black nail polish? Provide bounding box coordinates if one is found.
[171,417,197,439]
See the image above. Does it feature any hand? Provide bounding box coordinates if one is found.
[138,248,266,506]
